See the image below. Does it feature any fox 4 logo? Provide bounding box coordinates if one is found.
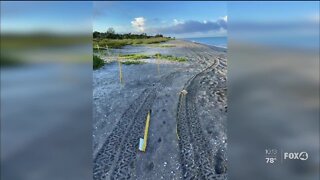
[284,152,308,161]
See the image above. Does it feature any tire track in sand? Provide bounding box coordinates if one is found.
[93,72,177,180]
[177,58,227,180]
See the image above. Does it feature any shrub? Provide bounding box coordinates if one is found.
[93,37,170,49]
[154,53,187,62]
[119,54,150,60]
[121,60,145,65]
[93,55,105,69]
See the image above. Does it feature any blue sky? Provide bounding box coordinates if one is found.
[229,2,319,22]
[0,1,92,34]
[228,2,319,49]
[93,2,227,38]
[1,1,318,38]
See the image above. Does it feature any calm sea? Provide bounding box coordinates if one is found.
[183,37,227,48]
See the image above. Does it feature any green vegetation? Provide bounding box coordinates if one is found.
[93,55,105,69]
[92,52,186,68]
[117,53,187,62]
[119,54,150,60]
[121,60,146,65]
[93,28,169,39]
[93,37,170,49]
[118,54,147,65]
[93,28,172,49]
[154,53,187,62]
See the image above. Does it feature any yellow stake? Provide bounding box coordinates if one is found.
[156,53,160,75]
[141,110,151,152]
[118,56,123,84]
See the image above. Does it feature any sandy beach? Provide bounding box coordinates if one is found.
[93,40,227,179]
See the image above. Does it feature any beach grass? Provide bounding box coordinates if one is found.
[121,60,146,65]
[93,37,170,49]
[93,55,105,69]
[117,53,187,62]
[93,52,187,68]
[119,54,150,60]
[154,53,187,62]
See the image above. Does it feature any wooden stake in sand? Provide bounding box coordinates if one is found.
[156,53,160,75]
[118,55,123,84]
[139,110,151,152]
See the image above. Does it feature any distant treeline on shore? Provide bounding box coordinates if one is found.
[93,28,173,49]
[93,28,171,39]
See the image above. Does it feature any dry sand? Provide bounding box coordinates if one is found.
[93,40,227,179]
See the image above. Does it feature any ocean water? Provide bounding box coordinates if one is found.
[183,37,227,48]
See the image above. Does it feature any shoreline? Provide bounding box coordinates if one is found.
[93,38,227,52]
[179,38,228,50]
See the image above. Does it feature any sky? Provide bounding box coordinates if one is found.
[1,1,318,38]
[228,1,319,49]
[93,2,227,38]
[0,1,92,34]
[228,2,319,23]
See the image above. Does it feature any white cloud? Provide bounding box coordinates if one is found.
[221,16,227,22]
[173,19,183,25]
[131,17,145,32]
[152,19,227,35]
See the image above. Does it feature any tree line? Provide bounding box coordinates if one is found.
[93,28,167,39]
